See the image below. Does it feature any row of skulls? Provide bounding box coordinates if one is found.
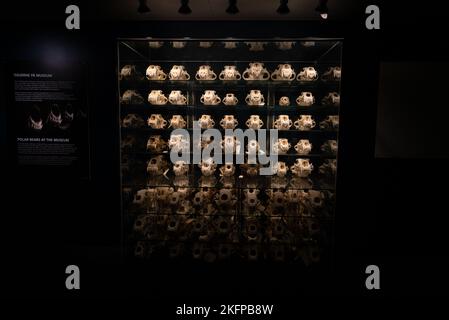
[121,113,339,132]
[131,186,333,215]
[132,186,237,213]
[137,134,338,156]
[121,63,341,82]
[133,213,322,253]
[134,240,322,264]
[144,155,336,178]
[121,88,340,108]
[121,168,327,197]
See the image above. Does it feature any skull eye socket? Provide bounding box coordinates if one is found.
[314,197,321,203]
[150,159,157,164]
[250,198,255,203]
[221,194,228,200]
[136,195,141,201]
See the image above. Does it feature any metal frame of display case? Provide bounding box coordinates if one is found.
[118,38,342,265]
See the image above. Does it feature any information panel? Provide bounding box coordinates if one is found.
[8,61,90,178]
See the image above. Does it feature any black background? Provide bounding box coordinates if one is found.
[0,0,448,302]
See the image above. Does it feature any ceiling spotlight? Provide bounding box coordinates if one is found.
[178,0,192,14]
[137,0,150,13]
[315,0,329,19]
[226,0,239,14]
[277,0,290,14]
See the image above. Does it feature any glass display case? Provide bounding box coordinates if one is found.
[118,38,342,265]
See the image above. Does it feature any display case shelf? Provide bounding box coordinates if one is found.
[122,151,336,159]
[121,104,339,113]
[120,79,341,89]
[121,175,336,191]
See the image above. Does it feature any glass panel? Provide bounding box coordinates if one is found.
[119,39,341,264]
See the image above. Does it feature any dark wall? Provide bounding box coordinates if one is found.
[376,62,449,158]
[368,1,449,297]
